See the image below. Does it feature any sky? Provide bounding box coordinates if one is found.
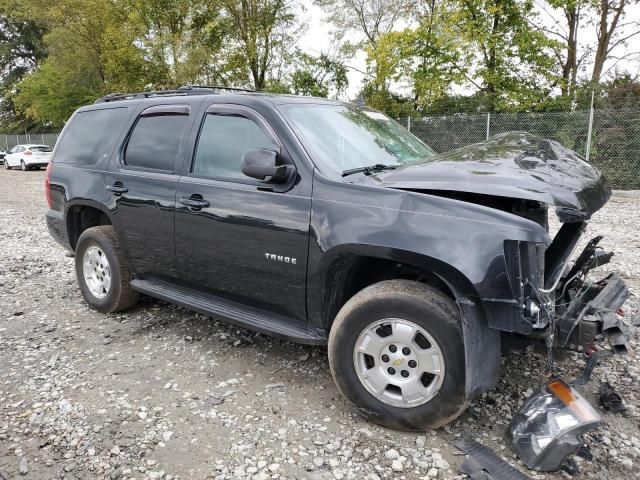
[296,0,640,100]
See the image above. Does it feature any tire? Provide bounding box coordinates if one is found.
[20,160,27,171]
[328,280,467,431]
[75,225,139,313]
[4,159,10,169]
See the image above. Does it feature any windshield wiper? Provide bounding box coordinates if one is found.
[342,163,398,177]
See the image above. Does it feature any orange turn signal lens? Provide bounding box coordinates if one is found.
[547,378,599,422]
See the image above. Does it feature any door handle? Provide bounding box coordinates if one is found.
[106,183,128,195]
[179,195,210,209]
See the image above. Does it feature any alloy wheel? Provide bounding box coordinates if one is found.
[82,245,112,299]
[353,318,445,408]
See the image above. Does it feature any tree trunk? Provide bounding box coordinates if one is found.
[485,0,501,111]
[561,6,578,99]
[591,0,626,83]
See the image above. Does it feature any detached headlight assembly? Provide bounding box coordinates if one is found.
[509,378,600,471]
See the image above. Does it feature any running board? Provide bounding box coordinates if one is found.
[130,278,327,345]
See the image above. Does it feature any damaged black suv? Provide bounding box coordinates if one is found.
[45,86,628,431]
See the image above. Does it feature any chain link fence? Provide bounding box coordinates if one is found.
[402,108,640,189]
[0,133,60,152]
[2,107,639,189]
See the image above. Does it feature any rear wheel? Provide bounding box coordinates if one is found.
[328,280,467,431]
[75,226,139,313]
[20,160,27,171]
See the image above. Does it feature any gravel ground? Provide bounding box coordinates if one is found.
[1,168,639,480]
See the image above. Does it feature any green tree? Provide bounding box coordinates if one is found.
[125,0,214,87]
[0,0,47,130]
[538,0,639,105]
[314,0,418,48]
[364,1,466,112]
[289,52,348,96]
[14,0,148,126]
[215,0,304,90]
[451,0,559,111]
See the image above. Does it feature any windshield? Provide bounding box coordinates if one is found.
[280,104,435,173]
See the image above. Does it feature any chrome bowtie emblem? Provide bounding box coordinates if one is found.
[265,253,297,264]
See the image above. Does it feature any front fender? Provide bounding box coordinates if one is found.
[308,174,549,310]
[308,174,549,396]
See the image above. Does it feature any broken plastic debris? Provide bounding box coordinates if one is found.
[599,382,626,412]
[455,437,530,479]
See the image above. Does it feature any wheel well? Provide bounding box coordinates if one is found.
[67,205,112,250]
[323,255,456,330]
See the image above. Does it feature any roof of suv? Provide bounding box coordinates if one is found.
[93,86,346,108]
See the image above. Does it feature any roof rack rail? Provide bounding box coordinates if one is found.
[95,85,255,104]
[181,85,256,93]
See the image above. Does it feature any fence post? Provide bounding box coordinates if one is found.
[407,116,411,132]
[486,112,491,140]
[585,90,595,162]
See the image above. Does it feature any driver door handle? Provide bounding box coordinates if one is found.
[180,195,210,209]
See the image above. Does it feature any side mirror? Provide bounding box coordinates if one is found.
[241,149,294,183]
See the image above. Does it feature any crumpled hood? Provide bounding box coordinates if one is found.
[377,132,611,223]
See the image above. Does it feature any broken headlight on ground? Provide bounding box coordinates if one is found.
[509,378,600,471]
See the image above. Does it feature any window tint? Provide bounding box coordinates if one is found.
[31,146,53,153]
[124,114,188,172]
[192,113,277,179]
[54,108,128,165]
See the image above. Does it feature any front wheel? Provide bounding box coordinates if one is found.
[328,280,467,431]
[20,160,27,171]
[75,226,139,313]
[4,159,10,169]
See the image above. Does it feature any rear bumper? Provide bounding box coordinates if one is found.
[45,209,72,252]
[25,160,50,167]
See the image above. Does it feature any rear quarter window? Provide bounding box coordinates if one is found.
[54,107,128,165]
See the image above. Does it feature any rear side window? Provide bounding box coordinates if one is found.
[54,108,128,165]
[124,114,188,172]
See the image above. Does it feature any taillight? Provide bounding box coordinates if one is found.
[45,162,52,208]
[24,150,32,156]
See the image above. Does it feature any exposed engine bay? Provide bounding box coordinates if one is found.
[418,190,630,356]
[530,221,629,355]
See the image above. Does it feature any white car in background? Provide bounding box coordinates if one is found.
[4,144,53,170]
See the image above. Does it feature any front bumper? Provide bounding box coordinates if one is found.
[557,272,629,353]
[498,221,630,352]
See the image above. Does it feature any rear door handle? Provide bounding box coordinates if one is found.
[106,183,128,195]
[179,195,210,209]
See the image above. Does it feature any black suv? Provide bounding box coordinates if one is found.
[46,86,628,431]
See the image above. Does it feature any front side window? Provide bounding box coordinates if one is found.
[280,104,435,174]
[124,114,188,172]
[192,113,278,180]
